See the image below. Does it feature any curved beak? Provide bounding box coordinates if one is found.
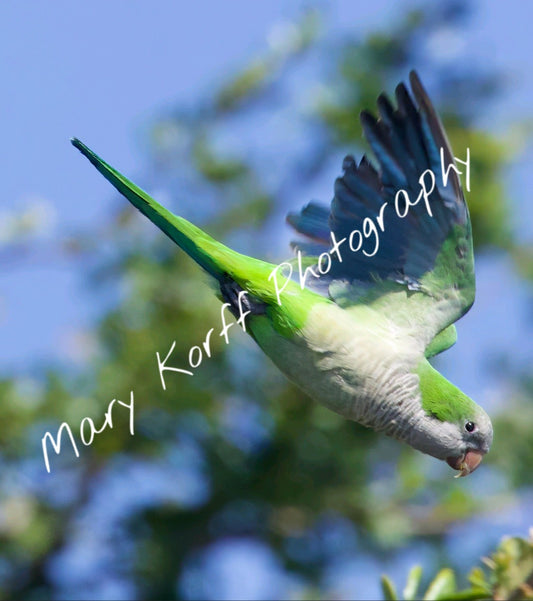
[446,450,484,478]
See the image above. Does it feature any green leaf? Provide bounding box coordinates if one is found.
[423,568,456,600]
[468,566,489,591]
[403,565,423,600]
[438,589,490,600]
[381,574,399,601]
[491,533,533,600]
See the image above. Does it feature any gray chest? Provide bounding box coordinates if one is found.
[249,305,422,436]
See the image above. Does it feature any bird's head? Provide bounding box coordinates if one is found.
[444,408,493,477]
[415,360,493,477]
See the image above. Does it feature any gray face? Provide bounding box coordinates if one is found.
[407,406,493,477]
[445,408,493,477]
[459,410,493,455]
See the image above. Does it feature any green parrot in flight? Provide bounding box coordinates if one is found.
[72,71,492,477]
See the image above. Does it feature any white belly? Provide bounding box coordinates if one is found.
[249,302,421,430]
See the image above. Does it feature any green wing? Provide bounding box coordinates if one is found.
[425,325,457,358]
[286,71,474,351]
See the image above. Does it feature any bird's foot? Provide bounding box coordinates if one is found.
[220,277,266,319]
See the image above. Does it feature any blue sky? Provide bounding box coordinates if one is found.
[1,0,532,374]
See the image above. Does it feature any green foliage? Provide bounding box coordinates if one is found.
[403,565,423,600]
[382,532,533,600]
[486,532,533,600]
[215,11,320,112]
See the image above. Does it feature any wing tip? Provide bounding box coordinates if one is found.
[408,70,433,113]
[360,109,377,127]
[409,69,422,89]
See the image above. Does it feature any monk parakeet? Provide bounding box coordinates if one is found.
[72,71,492,477]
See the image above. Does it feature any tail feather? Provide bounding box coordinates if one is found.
[71,138,276,293]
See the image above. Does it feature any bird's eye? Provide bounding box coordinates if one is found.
[465,421,476,433]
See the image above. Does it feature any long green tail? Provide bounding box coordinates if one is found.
[71,138,278,297]
[72,138,332,335]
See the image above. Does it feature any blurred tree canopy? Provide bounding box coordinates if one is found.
[1,2,532,600]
